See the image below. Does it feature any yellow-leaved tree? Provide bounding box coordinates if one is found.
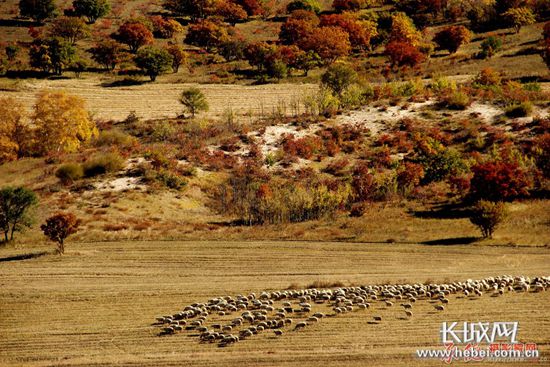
[32,91,97,154]
[0,97,28,163]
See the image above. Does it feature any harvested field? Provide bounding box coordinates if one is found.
[0,78,318,121]
[0,241,549,366]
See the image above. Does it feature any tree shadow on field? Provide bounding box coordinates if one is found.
[0,251,50,263]
[101,78,148,88]
[0,18,40,27]
[421,237,479,246]
[411,202,472,220]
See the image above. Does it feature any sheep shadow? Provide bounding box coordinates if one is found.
[421,237,479,246]
[0,251,50,263]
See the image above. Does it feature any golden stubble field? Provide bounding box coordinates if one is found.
[0,78,318,121]
[0,241,549,367]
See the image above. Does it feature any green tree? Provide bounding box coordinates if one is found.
[479,36,502,59]
[0,186,37,242]
[135,46,173,81]
[19,0,56,23]
[29,38,76,75]
[41,212,79,254]
[180,87,209,118]
[321,63,357,96]
[72,0,111,23]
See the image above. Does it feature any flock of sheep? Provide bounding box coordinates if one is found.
[154,275,549,347]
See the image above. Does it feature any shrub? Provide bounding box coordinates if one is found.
[156,170,187,190]
[396,162,424,195]
[72,0,110,23]
[415,139,466,183]
[95,129,136,147]
[440,90,471,110]
[55,163,84,184]
[321,63,357,96]
[470,161,532,201]
[479,36,502,59]
[473,68,501,87]
[82,152,125,177]
[504,101,533,118]
[503,7,536,33]
[469,200,507,239]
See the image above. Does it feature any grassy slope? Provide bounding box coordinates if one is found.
[0,241,549,367]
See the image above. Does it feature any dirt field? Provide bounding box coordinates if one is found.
[0,78,318,121]
[0,241,549,367]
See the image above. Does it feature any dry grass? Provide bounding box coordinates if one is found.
[0,240,548,367]
[0,77,317,121]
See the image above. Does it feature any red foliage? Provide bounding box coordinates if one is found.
[384,40,426,68]
[320,13,373,49]
[282,134,323,159]
[215,1,248,24]
[299,26,351,62]
[433,25,472,54]
[41,212,79,254]
[397,162,424,190]
[234,0,264,16]
[279,11,319,45]
[114,21,153,53]
[470,161,532,201]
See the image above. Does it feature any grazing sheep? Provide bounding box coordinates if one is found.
[401,303,412,309]
[274,329,283,337]
[405,310,413,318]
[435,305,445,311]
[373,316,382,322]
[306,316,319,323]
[222,325,233,332]
[385,301,394,307]
[294,322,307,331]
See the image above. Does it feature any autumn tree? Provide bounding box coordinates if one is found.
[72,0,110,23]
[166,44,187,73]
[389,12,421,46]
[184,20,230,51]
[234,0,264,16]
[320,12,377,50]
[150,16,184,38]
[385,40,425,69]
[433,25,472,54]
[294,49,321,75]
[503,7,536,33]
[299,26,351,63]
[135,46,173,81]
[19,0,56,23]
[279,10,319,45]
[163,0,217,20]
[113,21,154,53]
[41,212,79,254]
[215,1,248,25]
[180,87,209,117]
[470,161,532,201]
[0,98,27,163]
[48,16,90,45]
[0,187,37,243]
[32,91,97,154]
[29,38,76,75]
[89,40,125,70]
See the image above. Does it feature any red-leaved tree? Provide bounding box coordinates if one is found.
[114,21,153,53]
[384,40,426,68]
[470,161,532,201]
[41,212,79,255]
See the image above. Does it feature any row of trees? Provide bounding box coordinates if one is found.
[0,186,78,253]
[0,93,96,163]
[19,0,110,23]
